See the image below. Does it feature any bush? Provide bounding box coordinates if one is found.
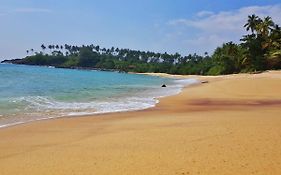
[207,65,225,75]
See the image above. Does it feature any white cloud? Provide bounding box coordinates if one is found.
[170,5,281,33]
[196,10,214,17]
[166,4,281,54]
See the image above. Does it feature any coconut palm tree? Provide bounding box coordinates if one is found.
[244,14,260,34]
[244,14,257,33]
[257,16,274,37]
[48,45,53,50]
[265,23,281,69]
[41,44,46,52]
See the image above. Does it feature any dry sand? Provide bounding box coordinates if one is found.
[0,71,281,175]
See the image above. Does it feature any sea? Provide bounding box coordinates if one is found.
[0,63,199,128]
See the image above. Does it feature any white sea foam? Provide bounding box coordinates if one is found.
[0,122,25,129]
[0,78,199,128]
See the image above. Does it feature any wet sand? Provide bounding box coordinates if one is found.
[0,71,281,175]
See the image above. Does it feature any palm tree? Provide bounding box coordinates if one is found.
[204,52,208,56]
[265,23,281,68]
[41,44,46,52]
[48,45,53,50]
[96,45,100,52]
[244,14,260,34]
[257,16,274,37]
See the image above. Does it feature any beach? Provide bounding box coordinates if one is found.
[0,71,281,175]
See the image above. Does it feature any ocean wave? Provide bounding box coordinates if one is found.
[173,78,200,86]
[0,78,199,128]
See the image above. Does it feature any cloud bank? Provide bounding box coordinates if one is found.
[166,4,281,55]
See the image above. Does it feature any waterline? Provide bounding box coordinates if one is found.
[0,64,199,128]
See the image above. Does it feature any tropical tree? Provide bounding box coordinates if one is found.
[7,14,280,75]
[257,16,274,37]
[41,44,46,52]
[241,15,280,71]
[209,42,244,74]
[244,14,260,34]
[265,24,281,69]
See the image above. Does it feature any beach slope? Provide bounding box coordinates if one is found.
[0,71,281,175]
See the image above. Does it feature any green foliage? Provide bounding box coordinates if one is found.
[240,15,281,71]
[62,57,79,67]
[207,65,225,75]
[3,14,280,75]
[212,42,245,74]
[78,47,99,67]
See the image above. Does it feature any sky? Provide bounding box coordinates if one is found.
[0,0,281,60]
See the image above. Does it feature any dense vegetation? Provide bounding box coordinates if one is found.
[2,15,281,75]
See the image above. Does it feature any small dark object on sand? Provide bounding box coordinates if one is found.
[161,84,167,87]
[201,81,209,84]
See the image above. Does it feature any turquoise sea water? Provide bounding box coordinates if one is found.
[0,64,198,128]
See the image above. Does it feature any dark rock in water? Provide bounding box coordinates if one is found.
[161,84,167,87]
[201,81,209,84]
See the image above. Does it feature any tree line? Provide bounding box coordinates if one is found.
[2,14,280,75]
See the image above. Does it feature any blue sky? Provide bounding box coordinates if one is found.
[0,0,280,60]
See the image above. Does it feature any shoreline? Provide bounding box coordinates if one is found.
[0,73,200,129]
[0,71,281,174]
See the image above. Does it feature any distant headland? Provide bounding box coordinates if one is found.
[2,15,280,75]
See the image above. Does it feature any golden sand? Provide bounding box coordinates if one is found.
[0,71,281,175]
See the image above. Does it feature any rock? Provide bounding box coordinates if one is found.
[161,84,167,87]
[201,81,209,84]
